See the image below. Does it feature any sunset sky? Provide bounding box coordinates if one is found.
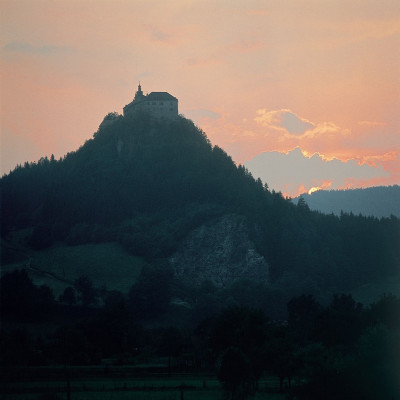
[1,0,399,197]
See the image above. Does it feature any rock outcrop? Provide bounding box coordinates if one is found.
[171,214,269,288]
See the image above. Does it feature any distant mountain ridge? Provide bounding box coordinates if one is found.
[294,185,400,218]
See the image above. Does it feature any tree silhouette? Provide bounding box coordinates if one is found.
[128,263,173,319]
[217,346,256,400]
[74,275,97,307]
[59,287,76,306]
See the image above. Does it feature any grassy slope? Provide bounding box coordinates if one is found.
[1,242,145,297]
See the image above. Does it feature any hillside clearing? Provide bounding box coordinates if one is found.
[1,242,145,297]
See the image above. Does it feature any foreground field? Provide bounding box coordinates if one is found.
[3,393,286,400]
[1,368,286,400]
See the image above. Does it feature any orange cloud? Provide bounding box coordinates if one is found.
[293,184,307,198]
[307,180,333,195]
[289,180,333,198]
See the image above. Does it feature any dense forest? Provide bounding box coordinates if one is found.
[1,113,399,398]
[295,185,400,218]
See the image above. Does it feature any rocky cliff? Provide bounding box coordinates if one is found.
[171,214,269,288]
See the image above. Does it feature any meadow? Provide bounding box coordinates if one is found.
[1,368,285,400]
[2,241,145,297]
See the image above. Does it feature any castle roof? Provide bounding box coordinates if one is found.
[146,92,178,101]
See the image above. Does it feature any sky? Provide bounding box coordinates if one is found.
[1,0,399,197]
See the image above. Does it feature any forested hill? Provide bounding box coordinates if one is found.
[1,114,269,253]
[1,113,399,296]
[295,185,400,218]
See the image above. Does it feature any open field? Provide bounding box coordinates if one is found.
[1,368,286,400]
[2,393,286,400]
[1,242,145,297]
[1,392,286,400]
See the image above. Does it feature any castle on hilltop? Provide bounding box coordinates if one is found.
[123,83,178,119]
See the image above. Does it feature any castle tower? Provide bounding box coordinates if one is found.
[134,82,145,101]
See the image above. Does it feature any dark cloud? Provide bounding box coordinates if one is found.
[151,29,170,41]
[3,42,73,56]
[280,111,314,134]
[245,147,389,196]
